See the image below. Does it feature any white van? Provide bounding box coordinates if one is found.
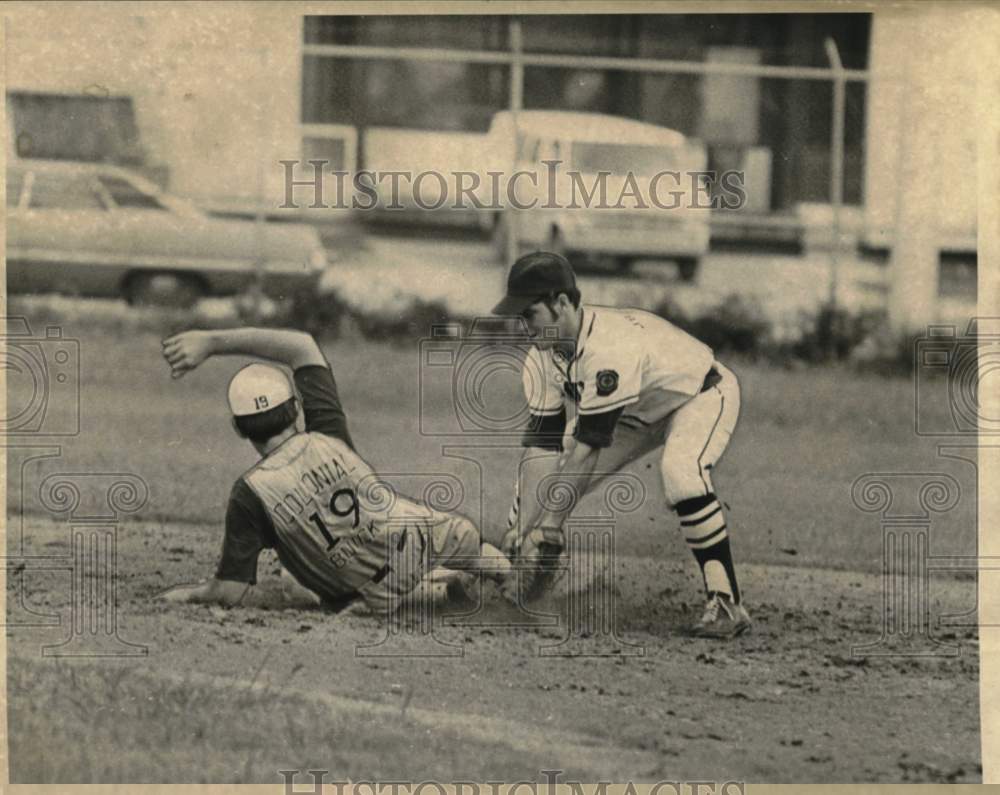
[485,110,711,281]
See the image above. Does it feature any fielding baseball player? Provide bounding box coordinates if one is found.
[494,251,750,638]
[158,326,510,616]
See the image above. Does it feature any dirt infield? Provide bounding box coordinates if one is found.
[6,516,981,783]
[4,324,982,782]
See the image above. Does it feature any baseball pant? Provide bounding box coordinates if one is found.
[357,512,486,614]
[582,362,741,507]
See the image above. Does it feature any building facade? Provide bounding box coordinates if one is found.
[4,7,980,248]
[302,13,870,211]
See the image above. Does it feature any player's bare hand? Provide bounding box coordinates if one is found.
[161,330,213,378]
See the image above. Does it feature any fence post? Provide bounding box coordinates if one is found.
[251,44,269,323]
[886,83,940,333]
[503,19,524,281]
[824,38,846,324]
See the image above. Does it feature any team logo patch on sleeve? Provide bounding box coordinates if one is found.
[596,369,619,397]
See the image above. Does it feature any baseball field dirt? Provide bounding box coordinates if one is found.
[6,519,980,783]
[4,318,982,783]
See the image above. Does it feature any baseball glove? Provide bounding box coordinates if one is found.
[505,526,567,603]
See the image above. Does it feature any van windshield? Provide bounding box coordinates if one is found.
[571,142,678,175]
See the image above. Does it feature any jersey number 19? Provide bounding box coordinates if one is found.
[307,487,360,550]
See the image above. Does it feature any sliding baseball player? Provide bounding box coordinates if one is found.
[158,326,510,616]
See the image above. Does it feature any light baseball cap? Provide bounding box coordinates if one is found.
[227,363,294,417]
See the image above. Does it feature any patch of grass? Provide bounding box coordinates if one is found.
[6,656,556,783]
[653,293,773,357]
[5,320,975,574]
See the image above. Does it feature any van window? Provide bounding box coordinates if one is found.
[572,142,677,175]
[516,133,541,164]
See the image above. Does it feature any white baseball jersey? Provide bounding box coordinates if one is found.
[523,304,716,432]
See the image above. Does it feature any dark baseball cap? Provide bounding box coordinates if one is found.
[491,251,577,316]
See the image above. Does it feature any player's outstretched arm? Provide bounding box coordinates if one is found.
[161,327,326,378]
[156,577,251,607]
[503,445,561,550]
[532,439,601,530]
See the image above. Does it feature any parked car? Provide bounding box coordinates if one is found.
[485,111,711,281]
[6,159,329,306]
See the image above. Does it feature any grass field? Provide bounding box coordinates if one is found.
[4,306,982,783]
[8,654,602,782]
[6,307,976,573]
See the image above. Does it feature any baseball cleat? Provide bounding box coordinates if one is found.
[690,592,751,639]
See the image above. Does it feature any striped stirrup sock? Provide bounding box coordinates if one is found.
[674,493,741,604]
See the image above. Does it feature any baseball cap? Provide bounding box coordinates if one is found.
[227,363,294,417]
[492,251,577,316]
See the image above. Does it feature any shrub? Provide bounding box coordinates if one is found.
[692,294,772,356]
[351,296,454,343]
[791,304,886,363]
[650,295,694,331]
[652,294,772,357]
[280,285,459,345]
[650,294,926,374]
[279,284,354,339]
[850,323,923,377]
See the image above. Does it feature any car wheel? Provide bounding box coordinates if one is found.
[676,257,699,283]
[123,272,205,308]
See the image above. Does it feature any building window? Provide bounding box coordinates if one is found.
[301,13,870,208]
[303,56,508,132]
[8,92,144,165]
[303,16,509,133]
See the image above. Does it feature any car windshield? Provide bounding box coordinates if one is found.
[571,142,679,175]
[98,175,165,210]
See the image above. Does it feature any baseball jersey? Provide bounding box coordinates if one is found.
[218,365,443,609]
[522,305,716,449]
